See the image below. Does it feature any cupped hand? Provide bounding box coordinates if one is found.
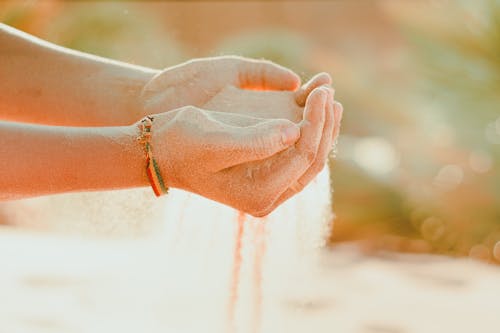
[236,86,343,216]
[141,86,339,216]
[141,56,301,115]
[203,74,343,212]
[203,72,333,122]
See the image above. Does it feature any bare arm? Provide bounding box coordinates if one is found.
[0,120,147,200]
[0,23,158,126]
[0,24,314,127]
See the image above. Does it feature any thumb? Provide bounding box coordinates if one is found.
[217,119,300,169]
[237,58,301,91]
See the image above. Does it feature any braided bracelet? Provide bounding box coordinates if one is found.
[136,116,169,196]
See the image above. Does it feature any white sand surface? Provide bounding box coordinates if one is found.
[0,229,498,333]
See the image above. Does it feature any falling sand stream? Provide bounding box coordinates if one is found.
[152,165,331,333]
[0,168,332,333]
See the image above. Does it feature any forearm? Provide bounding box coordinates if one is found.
[0,121,148,200]
[0,23,159,126]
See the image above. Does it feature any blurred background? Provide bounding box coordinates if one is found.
[1,0,499,263]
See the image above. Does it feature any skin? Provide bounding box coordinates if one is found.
[0,23,343,216]
[202,77,343,212]
[148,89,332,216]
[0,24,155,126]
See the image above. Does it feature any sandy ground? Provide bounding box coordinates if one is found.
[0,169,497,333]
[0,227,498,333]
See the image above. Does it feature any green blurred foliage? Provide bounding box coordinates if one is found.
[329,0,500,262]
[215,30,310,77]
[1,1,186,68]
[395,0,500,260]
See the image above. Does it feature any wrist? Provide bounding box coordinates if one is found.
[116,68,160,125]
[124,68,160,124]
[134,69,165,119]
[63,124,154,192]
[92,125,150,190]
[129,124,152,186]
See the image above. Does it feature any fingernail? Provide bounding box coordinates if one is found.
[304,87,327,120]
[317,87,328,103]
[320,86,333,101]
[281,125,300,145]
[334,102,344,119]
[328,87,335,102]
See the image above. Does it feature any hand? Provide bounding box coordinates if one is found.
[246,86,342,215]
[142,86,337,216]
[203,75,343,210]
[203,72,333,122]
[141,56,301,115]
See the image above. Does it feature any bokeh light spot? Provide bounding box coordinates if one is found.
[469,244,491,262]
[469,151,493,173]
[484,121,500,144]
[353,137,399,176]
[433,165,464,191]
[494,242,500,262]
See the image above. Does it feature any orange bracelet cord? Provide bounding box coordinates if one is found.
[136,116,169,197]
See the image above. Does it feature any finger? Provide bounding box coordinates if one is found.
[294,72,332,107]
[214,119,301,169]
[294,87,334,188]
[269,88,335,211]
[242,87,328,215]
[236,58,301,91]
[296,87,328,161]
[332,101,344,146]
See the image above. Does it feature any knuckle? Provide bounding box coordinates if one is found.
[313,160,327,174]
[183,58,203,69]
[249,209,269,218]
[303,149,317,164]
[250,132,281,156]
[247,196,274,218]
[219,56,240,68]
[320,72,332,80]
[178,106,202,118]
[250,205,274,218]
[178,105,194,114]
[298,181,306,191]
[218,55,238,62]
[292,181,306,193]
[259,58,275,67]
[175,108,190,121]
